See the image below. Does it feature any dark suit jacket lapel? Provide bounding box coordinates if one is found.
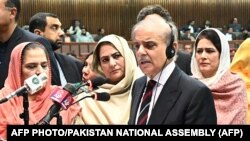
[148,66,182,124]
[130,76,147,124]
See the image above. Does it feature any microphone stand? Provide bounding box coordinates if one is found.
[36,108,63,125]
[19,91,29,125]
[55,112,62,125]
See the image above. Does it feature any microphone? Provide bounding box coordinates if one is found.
[0,73,47,104]
[37,77,108,125]
[86,76,109,90]
[73,76,109,95]
[38,87,110,125]
[71,92,110,106]
[77,77,109,94]
[82,92,110,101]
[91,92,110,101]
[37,83,77,125]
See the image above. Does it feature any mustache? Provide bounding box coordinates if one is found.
[137,56,151,64]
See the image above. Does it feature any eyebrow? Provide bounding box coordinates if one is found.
[100,52,119,58]
[50,24,60,28]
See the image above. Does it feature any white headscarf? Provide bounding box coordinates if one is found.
[191,28,230,87]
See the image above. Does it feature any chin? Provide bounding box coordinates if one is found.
[109,76,124,84]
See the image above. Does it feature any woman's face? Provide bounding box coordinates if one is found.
[21,48,49,86]
[99,44,125,84]
[82,54,98,81]
[195,38,220,78]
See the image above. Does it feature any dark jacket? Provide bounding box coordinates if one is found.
[175,51,192,75]
[128,66,217,124]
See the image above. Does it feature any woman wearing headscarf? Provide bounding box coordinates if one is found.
[190,28,247,124]
[0,42,80,139]
[75,34,141,124]
[231,38,250,124]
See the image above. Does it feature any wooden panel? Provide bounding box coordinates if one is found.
[19,0,250,40]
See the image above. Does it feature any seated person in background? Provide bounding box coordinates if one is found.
[0,42,81,140]
[200,20,212,31]
[183,44,193,55]
[228,17,243,32]
[224,26,236,41]
[191,28,247,124]
[231,38,250,124]
[63,28,75,42]
[181,20,200,37]
[94,27,105,42]
[76,27,95,42]
[180,27,195,41]
[74,34,142,124]
[237,28,250,40]
[68,19,82,41]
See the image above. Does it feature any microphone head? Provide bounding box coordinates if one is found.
[90,77,109,89]
[38,72,48,82]
[92,92,110,101]
[24,72,48,94]
[63,83,79,94]
[50,87,74,110]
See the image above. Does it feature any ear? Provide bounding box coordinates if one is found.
[9,7,17,20]
[34,29,43,36]
[173,41,178,53]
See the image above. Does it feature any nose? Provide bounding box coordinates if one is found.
[36,65,44,75]
[200,51,208,59]
[136,45,146,55]
[59,28,65,37]
[109,57,116,66]
[82,66,89,74]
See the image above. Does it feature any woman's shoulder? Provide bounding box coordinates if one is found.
[229,71,246,85]
[218,70,246,89]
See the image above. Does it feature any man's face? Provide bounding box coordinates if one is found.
[0,0,14,30]
[41,17,64,50]
[184,44,193,54]
[132,14,174,79]
[133,21,169,79]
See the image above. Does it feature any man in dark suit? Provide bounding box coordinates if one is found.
[29,12,83,86]
[175,51,192,75]
[0,0,61,88]
[128,5,216,124]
